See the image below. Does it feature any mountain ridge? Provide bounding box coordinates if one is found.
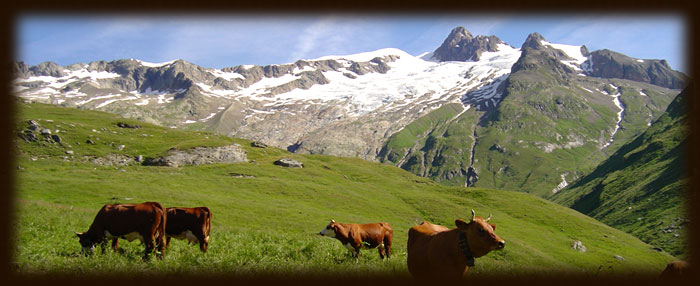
[12,26,687,196]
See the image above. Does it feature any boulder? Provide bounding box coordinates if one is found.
[116,122,141,129]
[51,134,61,143]
[18,131,38,142]
[572,240,587,252]
[144,144,247,167]
[251,141,268,148]
[274,158,304,168]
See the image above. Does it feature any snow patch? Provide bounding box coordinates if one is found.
[541,40,588,72]
[601,84,625,149]
[137,59,177,68]
[209,69,245,81]
[552,173,569,194]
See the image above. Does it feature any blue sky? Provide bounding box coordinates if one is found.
[16,14,688,72]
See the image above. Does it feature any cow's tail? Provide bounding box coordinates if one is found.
[200,206,212,238]
[381,222,393,258]
[153,202,167,255]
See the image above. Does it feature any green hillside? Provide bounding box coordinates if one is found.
[552,87,690,259]
[379,43,679,199]
[12,102,676,278]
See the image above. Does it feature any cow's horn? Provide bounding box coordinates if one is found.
[471,209,476,221]
[330,219,335,223]
[485,214,492,222]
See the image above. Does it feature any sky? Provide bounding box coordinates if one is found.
[15,13,688,72]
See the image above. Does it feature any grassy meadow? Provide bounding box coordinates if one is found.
[10,102,678,279]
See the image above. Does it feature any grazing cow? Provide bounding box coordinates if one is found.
[165,207,212,252]
[318,219,393,260]
[74,202,166,260]
[660,261,691,279]
[407,210,505,279]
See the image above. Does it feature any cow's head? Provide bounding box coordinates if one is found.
[318,219,338,238]
[74,231,98,255]
[455,209,505,258]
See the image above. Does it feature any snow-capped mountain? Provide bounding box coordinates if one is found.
[12,27,687,195]
[12,30,523,159]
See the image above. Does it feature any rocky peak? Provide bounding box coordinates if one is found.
[521,32,546,50]
[588,49,687,89]
[12,61,29,78]
[29,61,66,77]
[432,26,504,62]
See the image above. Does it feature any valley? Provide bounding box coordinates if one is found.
[11,102,679,277]
[10,25,690,274]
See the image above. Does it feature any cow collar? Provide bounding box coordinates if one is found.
[458,231,475,267]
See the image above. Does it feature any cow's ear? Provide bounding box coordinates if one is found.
[455,219,470,229]
[490,223,497,231]
[74,231,83,238]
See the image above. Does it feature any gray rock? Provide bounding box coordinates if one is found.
[65,150,74,155]
[136,155,143,162]
[116,122,141,129]
[251,141,268,148]
[572,240,587,252]
[51,134,61,143]
[144,144,247,167]
[88,154,135,166]
[41,129,52,135]
[613,255,625,261]
[117,145,125,151]
[274,158,304,168]
[18,131,38,142]
[86,139,95,145]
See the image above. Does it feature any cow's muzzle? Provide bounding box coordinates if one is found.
[497,240,506,249]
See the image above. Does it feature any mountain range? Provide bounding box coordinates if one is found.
[12,26,689,256]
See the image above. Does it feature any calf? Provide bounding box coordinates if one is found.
[74,202,166,259]
[165,207,212,252]
[318,219,393,260]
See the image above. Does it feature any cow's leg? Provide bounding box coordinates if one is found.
[100,239,108,254]
[377,243,385,259]
[384,236,392,259]
[111,238,119,252]
[142,239,155,261]
[195,229,208,253]
[156,235,165,258]
[166,236,172,249]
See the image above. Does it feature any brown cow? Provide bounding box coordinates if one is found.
[660,261,691,279]
[74,202,166,260]
[165,207,212,252]
[407,210,505,279]
[318,219,393,260]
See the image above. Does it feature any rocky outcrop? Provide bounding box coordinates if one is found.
[432,26,504,62]
[274,158,304,168]
[143,144,247,167]
[587,49,687,89]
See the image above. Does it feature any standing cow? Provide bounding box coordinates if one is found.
[318,219,393,260]
[74,201,166,260]
[407,210,505,279]
[165,206,212,252]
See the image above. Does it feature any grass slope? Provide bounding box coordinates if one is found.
[552,87,690,259]
[11,102,676,278]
